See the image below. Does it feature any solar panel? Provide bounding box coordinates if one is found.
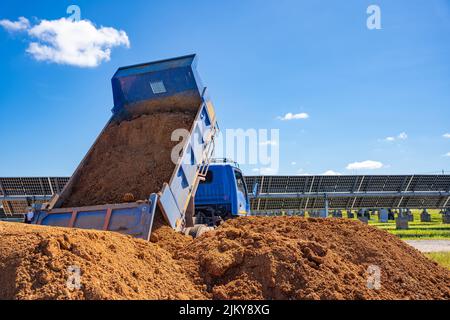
[0,177,69,216]
[1,175,449,216]
[245,174,450,211]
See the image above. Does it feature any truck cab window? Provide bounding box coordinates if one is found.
[234,170,247,197]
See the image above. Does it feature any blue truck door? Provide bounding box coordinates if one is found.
[233,169,249,216]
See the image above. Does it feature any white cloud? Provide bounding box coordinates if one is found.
[443,133,450,139]
[0,17,30,32]
[27,18,130,67]
[278,112,309,121]
[0,16,129,67]
[291,161,297,165]
[444,152,450,157]
[322,170,342,176]
[384,132,407,142]
[346,160,384,170]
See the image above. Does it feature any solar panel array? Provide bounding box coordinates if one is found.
[0,177,69,197]
[1,175,450,216]
[244,175,450,193]
[244,175,450,211]
[0,177,69,216]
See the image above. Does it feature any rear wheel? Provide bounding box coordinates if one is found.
[195,209,233,226]
[184,224,214,238]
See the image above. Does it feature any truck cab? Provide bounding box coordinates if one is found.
[194,161,252,226]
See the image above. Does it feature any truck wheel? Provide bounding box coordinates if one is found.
[184,225,214,238]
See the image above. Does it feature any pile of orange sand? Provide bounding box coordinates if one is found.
[1,217,449,300]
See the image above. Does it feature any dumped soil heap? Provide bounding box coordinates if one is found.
[1,217,449,300]
[0,221,204,300]
[175,217,450,300]
[62,111,196,207]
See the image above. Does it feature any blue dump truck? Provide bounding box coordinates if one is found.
[194,159,254,226]
[31,55,254,239]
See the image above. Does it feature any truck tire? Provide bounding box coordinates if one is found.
[184,225,214,238]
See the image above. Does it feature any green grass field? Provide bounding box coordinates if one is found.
[366,209,450,240]
[425,252,450,270]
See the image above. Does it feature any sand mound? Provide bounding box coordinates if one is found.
[0,222,204,300]
[62,111,196,208]
[175,217,450,300]
[1,217,449,300]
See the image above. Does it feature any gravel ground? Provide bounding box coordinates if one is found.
[405,240,450,253]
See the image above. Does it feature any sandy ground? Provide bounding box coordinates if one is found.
[405,240,450,253]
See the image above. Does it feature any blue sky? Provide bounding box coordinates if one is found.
[0,0,449,176]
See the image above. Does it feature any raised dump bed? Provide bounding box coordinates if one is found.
[32,55,218,240]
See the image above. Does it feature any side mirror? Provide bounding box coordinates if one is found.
[252,183,259,198]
